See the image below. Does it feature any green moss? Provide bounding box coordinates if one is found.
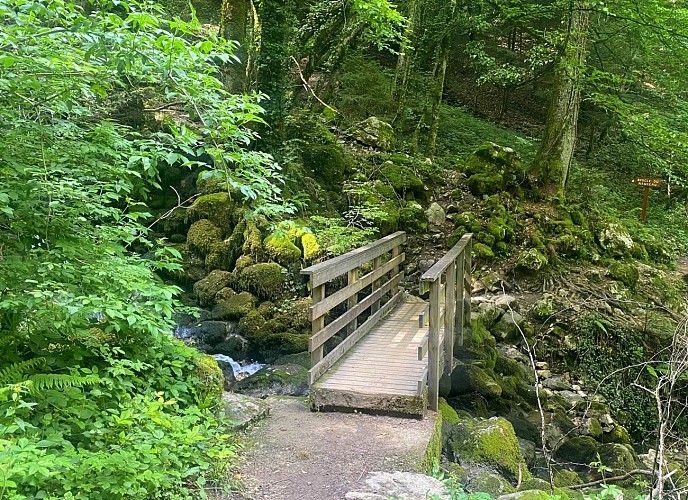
[446,416,531,482]
[264,233,302,266]
[422,400,444,474]
[274,351,311,368]
[456,320,498,371]
[554,436,599,465]
[473,242,495,260]
[237,310,266,339]
[518,478,551,491]
[477,232,496,248]
[234,254,253,271]
[598,443,638,474]
[242,220,264,261]
[516,248,548,273]
[600,423,632,445]
[553,469,582,488]
[238,263,285,300]
[252,330,310,362]
[190,354,224,403]
[301,144,349,187]
[193,270,234,307]
[399,202,428,233]
[187,192,236,231]
[301,233,321,261]
[211,291,257,320]
[187,219,223,257]
[439,398,460,426]
[280,298,312,332]
[608,261,639,288]
[257,301,276,318]
[494,356,524,377]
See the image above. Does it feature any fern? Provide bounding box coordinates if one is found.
[26,373,101,392]
[0,358,46,385]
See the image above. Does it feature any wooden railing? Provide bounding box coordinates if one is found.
[301,231,407,385]
[419,234,473,411]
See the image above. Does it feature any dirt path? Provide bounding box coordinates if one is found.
[227,397,437,500]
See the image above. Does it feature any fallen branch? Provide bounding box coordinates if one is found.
[569,469,653,490]
[290,56,337,113]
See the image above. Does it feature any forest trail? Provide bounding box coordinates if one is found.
[225,397,437,500]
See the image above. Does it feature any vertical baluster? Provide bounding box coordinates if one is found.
[346,268,359,335]
[371,256,382,314]
[464,238,472,329]
[428,279,441,411]
[455,249,465,347]
[444,262,456,374]
[311,284,326,370]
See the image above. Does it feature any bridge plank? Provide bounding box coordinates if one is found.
[308,290,403,385]
[301,232,406,287]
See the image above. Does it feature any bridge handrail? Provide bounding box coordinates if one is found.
[301,231,407,385]
[419,234,473,411]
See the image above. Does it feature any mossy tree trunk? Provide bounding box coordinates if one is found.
[530,0,590,198]
[254,0,294,142]
[425,0,457,160]
[392,0,423,123]
[220,0,250,93]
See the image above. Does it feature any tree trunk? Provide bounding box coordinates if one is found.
[391,0,422,122]
[530,0,590,198]
[425,0,456,159]
[220,0,250,93]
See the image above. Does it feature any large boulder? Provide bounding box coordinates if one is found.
[399,202,428,233]
[238,263,286,300]
[190,354,224,403]
[492,311,525,343]
[515,249,548,274]
[264,233,301,266]
[463,142,527,196]
[445,416,530,482]
[187,219,223,257]
[234,363,308,398]
[193,270,234,307]
[345,472,447,500]
[220,392,270,430]
[450,362,502,398]
[212,291,257,320]
[597,223,633,257]
[425,202,446,228]
[351,117,394,151]
[186,192,237,231]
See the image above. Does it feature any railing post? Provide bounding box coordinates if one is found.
[311,284,326,367]
[347,269,359,334]
[444,262,456,374]
[371,256,382,314]
[463,238,472,330]
[455,251,465,347]
[428,279,441,411]
[392,245,401,294]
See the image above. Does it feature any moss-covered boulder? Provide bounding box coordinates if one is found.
[597,443,638,474]
[212,291,257,320]
[264,233,301,266]
[473,242,495,260]
[251,329,310,363]
[238,263,285,300]
[530,294,559,321]
[301,233,321,261]
[351,117,394,151]
[301,143,349,188]
[193,270,234,307]
[553,470,582,488]
[607,261,639,288]
[450,362,502,398]
[554,436,599,467]
[446,416,530,482]
[455,321,498,371]
[466,470,516,497]
[399,201,428,233]
[378,161,426,198]
[187,219,223,257]
[497,490,552,500]
[234,364,308,398]
[492,311,525,343]
[516,249,548,273]
[190,354,224,403]
[242,219,264,261]
[237,310,266,339]
[463,142,526,196]
[597,223,634,257]
[187,192,236,231]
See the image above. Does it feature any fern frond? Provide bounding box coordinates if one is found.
[26,373,101,392]
[0,358,46,385]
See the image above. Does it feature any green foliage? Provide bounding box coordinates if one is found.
[308,216,377,256]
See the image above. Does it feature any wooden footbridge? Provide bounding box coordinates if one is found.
[301,231,473,417]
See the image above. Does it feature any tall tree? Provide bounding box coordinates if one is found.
[220,0,251,92]
[530,0,590,197]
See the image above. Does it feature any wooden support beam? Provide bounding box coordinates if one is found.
[346,268,359,335]
[455,253,465,347]
[463,239,472,328]
[428,279,441,411]
[311,284,326,367]
[444,262,456,374]
[370,256,383,314]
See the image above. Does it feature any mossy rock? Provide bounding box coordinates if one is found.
[445,416,531,482]
[193,270,235,307]
[215,287,236,302]
[399,201,428,233]
[242,220,264,261]
[301,233,321,261]
[237,310,266,339]
[599,423,632,445]
[279,298,312,332]
[450,362,502,398]
[211,291,257,320]
[607,261,639,288]
[518,478,551,491]
[473,242,495,260]
[190,354,224,403]
[455,321,498,371]
[351,117,395,151]
[257,301,276,318]
[467,469,516,496]
[530,294,559,321]
[554,436,599,467]
[238,263,285,300]
[463,142,526,196]
[378,161,425,198]
[264,233,302,266]
[498,490,552,499]
[251,328,310,362]
[598,443,638,474]
[187,219,223,257]
[234,254,253,272]
[234,364,308,398]
[494,356,525,378]
[553,469,582,488]
[516,249,548,273]
[301,143,348,188]
[187,192,236,231]
[274,351,311,369]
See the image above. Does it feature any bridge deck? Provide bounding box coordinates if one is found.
[311,301,437,417]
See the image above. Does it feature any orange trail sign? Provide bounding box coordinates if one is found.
[632,177,661,222]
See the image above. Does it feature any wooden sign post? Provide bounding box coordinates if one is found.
[632,177,661,222]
